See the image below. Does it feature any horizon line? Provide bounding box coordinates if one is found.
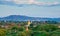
[0,15,60,18]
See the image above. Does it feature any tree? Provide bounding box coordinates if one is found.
[18,32,26,36]
[18,26,25,31]
[32,31,49,36]
[0,29,7,36]
[32,24,58,32]
[50,30,60,36]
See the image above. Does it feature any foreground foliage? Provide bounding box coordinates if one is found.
[0,22,60,36]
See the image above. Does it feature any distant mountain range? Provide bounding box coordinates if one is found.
[0,15,60,22]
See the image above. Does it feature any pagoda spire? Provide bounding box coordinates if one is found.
[26,20,31,31]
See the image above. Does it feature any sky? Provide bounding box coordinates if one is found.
[0,0,60,18]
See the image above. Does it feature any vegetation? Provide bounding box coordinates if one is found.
[0,21,60,36]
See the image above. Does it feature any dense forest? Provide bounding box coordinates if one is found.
[0,21,60,36]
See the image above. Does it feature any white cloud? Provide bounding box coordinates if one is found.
[13,0,60,6]
[12,0,35,4]
[0,0,60,6]
[28,0,35,4]
[5,0,12,1]
[36,2,60,6]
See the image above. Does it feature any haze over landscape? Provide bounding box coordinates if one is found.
[0,0,60,18]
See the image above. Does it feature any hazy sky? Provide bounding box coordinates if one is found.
[0,0,60,18]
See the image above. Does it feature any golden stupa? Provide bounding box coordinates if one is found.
[27,20,31,26]
[26,20,31,31]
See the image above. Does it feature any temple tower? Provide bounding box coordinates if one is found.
[26,20,31,31]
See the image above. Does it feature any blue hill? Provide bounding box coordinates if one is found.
[0,15,60,22]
